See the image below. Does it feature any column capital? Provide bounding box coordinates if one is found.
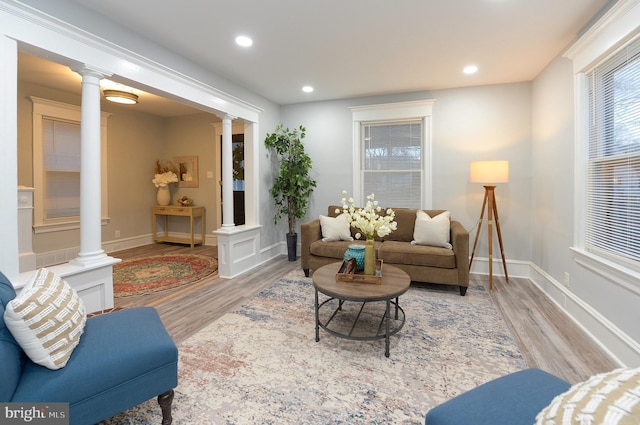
[216,113,237,122]
[70,64,112,81]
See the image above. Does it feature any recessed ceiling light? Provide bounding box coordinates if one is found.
[463,65,478,75]
[302,86,314,93]
[235,35,253,47]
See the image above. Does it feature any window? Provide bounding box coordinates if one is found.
[30,97,110,233]
[350,100,435,208]
[43,118,81,218]
[361,120,422,208]
[586,36,640,267]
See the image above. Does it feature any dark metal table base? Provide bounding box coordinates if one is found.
[314,289,406,357]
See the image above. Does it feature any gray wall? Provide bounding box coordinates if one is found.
[532,55,640,363]
[281,82,533,262]
[281,64,639,365]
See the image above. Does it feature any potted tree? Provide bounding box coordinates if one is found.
[265,124,317,261]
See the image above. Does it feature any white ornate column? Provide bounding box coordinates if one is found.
[214,115,261,279]
[220,113,237,227]
[71,66,110,266]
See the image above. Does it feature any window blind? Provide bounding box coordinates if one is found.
[43,118,81,219]
[361,120,422,209]
[586,34,640,265]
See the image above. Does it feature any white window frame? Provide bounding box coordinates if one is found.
[349,100,435,207]
[564,0,640,293]
[30,96,110,233]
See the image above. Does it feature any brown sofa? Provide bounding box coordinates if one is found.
[301,206,470,295]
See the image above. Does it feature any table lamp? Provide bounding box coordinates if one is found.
[469,160,509,291]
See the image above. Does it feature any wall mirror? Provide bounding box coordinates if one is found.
[175,155,199,188]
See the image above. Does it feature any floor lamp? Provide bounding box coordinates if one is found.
[469,160,509,291]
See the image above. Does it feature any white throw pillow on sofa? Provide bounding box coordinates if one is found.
[412,210,452,249]
[4,268,86,370]
[319,214,353,242]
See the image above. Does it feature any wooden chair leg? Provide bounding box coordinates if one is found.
[158,389,174,425]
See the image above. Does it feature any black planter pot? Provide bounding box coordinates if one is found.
[287,233,297,261]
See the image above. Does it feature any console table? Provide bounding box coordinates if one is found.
[152,205,205,248]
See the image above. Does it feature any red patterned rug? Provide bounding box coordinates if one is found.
[113,254,218,297]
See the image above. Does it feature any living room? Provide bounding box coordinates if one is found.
[1,0,640,422]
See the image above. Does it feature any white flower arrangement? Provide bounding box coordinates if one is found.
[152,171,178,188]
[337,191,397,240]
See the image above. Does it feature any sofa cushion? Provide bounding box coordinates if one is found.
[534,367,640,425]
[310,239,380,260]
[0,272,23,401]
[319,214,353,242]
[378,241,456,268]
[382,208,416,241]
[5,268,86,370]
[412,210,452,249]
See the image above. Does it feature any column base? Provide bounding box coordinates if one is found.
[70,250,108,266]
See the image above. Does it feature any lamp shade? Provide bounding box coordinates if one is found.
[470,160,509,184]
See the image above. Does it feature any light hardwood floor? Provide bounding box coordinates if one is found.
[111,244,619,385]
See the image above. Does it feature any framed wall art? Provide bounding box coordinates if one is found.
[175,155,199,188]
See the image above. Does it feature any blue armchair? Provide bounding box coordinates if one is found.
[1,271,178,425]
[424,368,571,425]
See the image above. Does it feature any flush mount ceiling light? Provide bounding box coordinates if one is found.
[103,89,138,104]
[235,35,253,47]
[302,86,314,93]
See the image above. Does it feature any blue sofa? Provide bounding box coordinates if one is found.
[0,272,179,425]
[424,368,571,425]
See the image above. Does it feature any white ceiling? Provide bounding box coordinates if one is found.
[20,0,613,112]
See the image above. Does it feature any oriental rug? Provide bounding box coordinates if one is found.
[113,254,218,297]
[102,270,527,424]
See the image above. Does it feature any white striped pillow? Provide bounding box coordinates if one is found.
[535,367,640,425]
[4,268,86,370]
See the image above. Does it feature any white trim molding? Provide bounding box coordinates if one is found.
[472,258,638,367]
[526,261,638,367]
[349,99,436,208]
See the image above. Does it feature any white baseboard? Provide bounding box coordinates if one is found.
[527,262,639,367]
[36,232,218,268]
[261,240,287,263]
[471,256,639,367]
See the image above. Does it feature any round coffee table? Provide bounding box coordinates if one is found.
[312,262,410,357]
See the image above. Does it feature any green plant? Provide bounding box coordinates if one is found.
[265,124,317,235]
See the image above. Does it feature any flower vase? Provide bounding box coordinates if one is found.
[157,186,170,206]
[344,244,365,271]
[364,238,375,275]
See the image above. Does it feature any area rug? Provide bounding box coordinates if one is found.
[102,270,527,424]
[113,254,218,297]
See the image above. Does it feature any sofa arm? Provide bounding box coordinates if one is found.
[450,220,470,287]
[301,219,322,274]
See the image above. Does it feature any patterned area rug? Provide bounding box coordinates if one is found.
[102,270,527,424]
[113,254,218,297]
